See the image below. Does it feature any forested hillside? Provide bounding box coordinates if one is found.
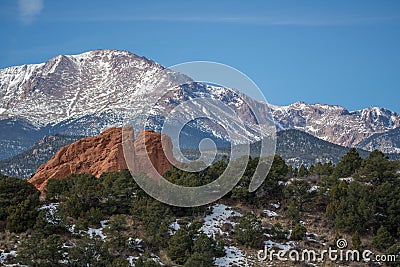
[0,149,399,266]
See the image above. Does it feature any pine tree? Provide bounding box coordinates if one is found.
[352,231,362,251]
[356,150,399,185]
[234,212,263,248]
[286,199,300,227]
[0,175,40,221]
[291,223,306,241]
[167,227,193,264]
[374,182,400,236]
[6,195,39,233]
[332,148,362,178]
[16,233,67,266]
[184,253,214,267]
[326,180,376,233]
[374,226,395,252]
[298,164,309,177]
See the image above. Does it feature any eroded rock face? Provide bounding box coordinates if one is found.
[132,129,175,178]
[29,127,173,192]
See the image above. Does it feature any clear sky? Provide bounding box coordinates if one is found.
[1,0,399,113]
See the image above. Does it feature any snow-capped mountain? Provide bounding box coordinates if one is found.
[0,49,399,159]
[270,102,400,149]
[356,127,400,154]
[0,50,173,126]
[0,49,274,159]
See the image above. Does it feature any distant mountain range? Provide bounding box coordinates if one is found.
[270,102,400,148]
[2,128,399,178]
[0,49,399,164]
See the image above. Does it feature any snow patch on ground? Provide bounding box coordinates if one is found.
[68,220,108,240]
[307,185,320,193]
[38,203,60,224]
[263,209,278,217]
[270,202,280,209]
[306,232,326,246]
[200,204,242,238]
[214,246,250,267]
[0,250,17,264]
[127,256,139,266]
[339,177,354,183]
[264,240,295,251]
[168,220,181,236]
[87,220,108,240]
[127,253,163,267]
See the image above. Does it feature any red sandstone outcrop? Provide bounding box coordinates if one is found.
[130,129,175,179]
[29,127,174,192]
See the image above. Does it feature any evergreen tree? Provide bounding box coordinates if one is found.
[352,230,362,251]
[311,162,334,176]
[183,233,225,267]
[385,244,400,267]
[100,169,139,214]
[192,233,224,258]
[6,194,39,233]
[298,164,309,177]
[355,150,399,185]
[167,227,193,264]
[374,182,400,236]
[332,148,362,178]
[271,223,289,241]
[268,155,289,179]
[234,212,263,248]
[291,223,306,241]
[284,179,311,211]
[184,252,214,267]
[332,182,375,233]
[285,199,300,227]
[374,226,395,252]
[0,175,40,222]
[17,233,66,266]
[68,236,113,266]
[135,256,159,267]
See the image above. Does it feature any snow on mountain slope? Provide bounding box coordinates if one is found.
[270,101,400,147]
[0,49,172,126]
[0,49,277,159]
[356,126,400,154]
[0,49,399,159]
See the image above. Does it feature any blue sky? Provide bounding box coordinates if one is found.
[1,0,399,113]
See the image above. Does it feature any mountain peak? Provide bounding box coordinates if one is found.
[1,49,400,158]
[0,49,166,126]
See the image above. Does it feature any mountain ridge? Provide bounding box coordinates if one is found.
[1,49,399,159]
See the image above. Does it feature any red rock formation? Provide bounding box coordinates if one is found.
[29,127,174,192]
[132,129,175,178]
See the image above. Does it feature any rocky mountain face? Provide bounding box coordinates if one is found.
[0,49,273,159]
[28,127,173,192]
[1,49,400,160]
[356,126,400,154]
[270,102,400,149]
